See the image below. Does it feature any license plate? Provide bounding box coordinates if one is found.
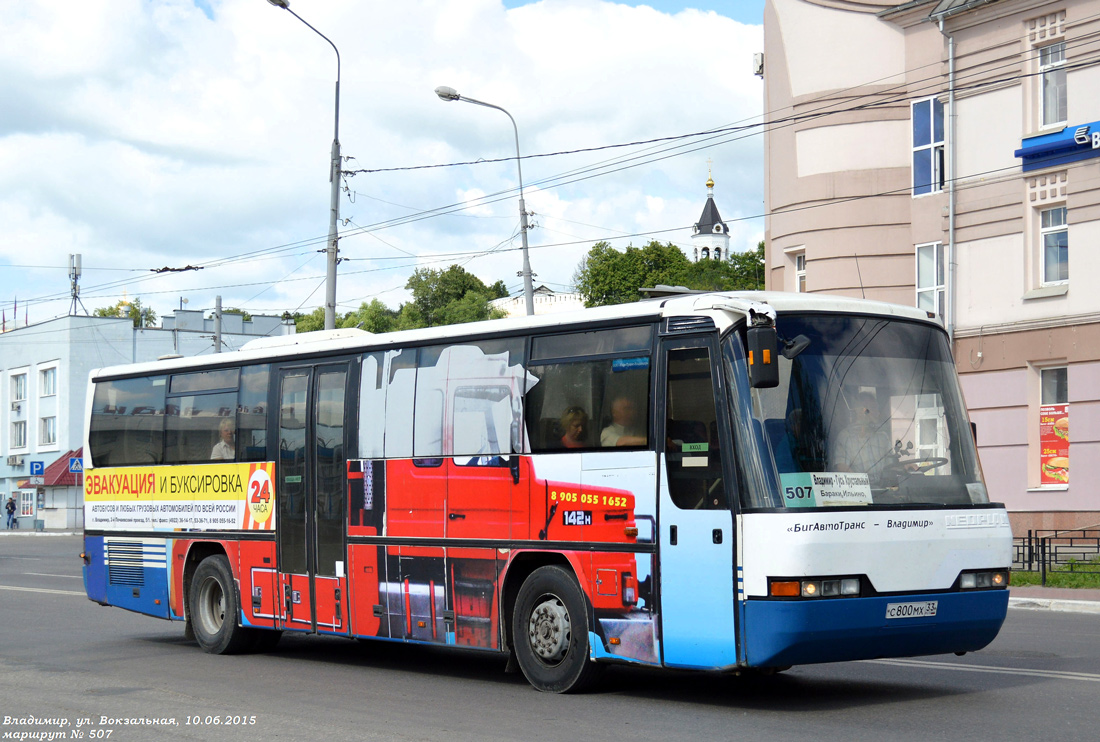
[885,601,938,619]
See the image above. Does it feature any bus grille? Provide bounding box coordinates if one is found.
[106,540,146,586]
[664,316,716,334]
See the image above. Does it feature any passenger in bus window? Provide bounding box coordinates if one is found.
[831,392,891,478]
[601,396,647,447]
[559,406,589,449]
[210,418,235,461]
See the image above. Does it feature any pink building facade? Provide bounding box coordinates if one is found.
[763,0,1100,533]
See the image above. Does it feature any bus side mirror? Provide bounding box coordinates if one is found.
[746,326,780,389]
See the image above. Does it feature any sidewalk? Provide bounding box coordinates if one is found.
[1009,585,1100,614]
[0,526,80,536]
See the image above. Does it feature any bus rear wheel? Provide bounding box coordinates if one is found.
[188,555,255,655]
[512,566,603,693]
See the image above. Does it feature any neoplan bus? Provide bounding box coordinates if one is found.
[81,291,1012,692]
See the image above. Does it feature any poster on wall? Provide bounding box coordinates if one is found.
[1039,403,1069,485]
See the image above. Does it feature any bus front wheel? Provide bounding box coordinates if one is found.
[512,566,603,693]
[188,555,255,655]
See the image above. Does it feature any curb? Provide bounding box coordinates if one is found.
[0,531,81,537]
[1009,597,1100,615]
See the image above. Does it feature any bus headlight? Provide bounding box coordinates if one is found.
[959,570,1008,589]
[771,577,861,599]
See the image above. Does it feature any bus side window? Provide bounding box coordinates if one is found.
[165,369,240,464]
[414,339,526,458]
[525,357,650,452]
[89,376,167,467]
[238,365,270,463]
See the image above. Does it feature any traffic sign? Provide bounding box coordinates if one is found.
[69,457,83,474]
[30,461,44,476]
[29,476,44,486]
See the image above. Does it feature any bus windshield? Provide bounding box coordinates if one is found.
[726,313,988,510]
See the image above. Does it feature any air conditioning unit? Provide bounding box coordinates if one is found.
[7,455,25,466]
[10,401,20,412]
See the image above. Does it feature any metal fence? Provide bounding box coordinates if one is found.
[1012,529,1100,585]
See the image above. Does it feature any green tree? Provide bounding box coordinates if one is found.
[342,299,400,334]
[93,298,157,328]
[573,241,691,307]
[680,240,765,292]
[574,240,766,308]
[289,307,326,333]
[290,265,506,334]
[404,265,508,327]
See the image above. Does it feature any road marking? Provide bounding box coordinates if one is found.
[24,572,82,579]
[0,556,42,560]
[866,658,1100,683]
[0,584,85,597]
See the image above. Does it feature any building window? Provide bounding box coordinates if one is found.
[1040,206,1068,284]
[40,417,56,446]
[795,253,806,293]
[912,97,944,196]
[916,242,945,318]
[1040,41,1067,128]
[12,421,27,449]
[20,491,34,518]
[1041,367,1067,405]
[40,367,56,397]
[12,373,27,402]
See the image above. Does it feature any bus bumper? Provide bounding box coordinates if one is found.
[743,590,1009,668]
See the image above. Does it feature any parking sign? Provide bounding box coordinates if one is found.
[30,461,44,476]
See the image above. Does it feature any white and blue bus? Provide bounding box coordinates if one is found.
[82,291,1011,692]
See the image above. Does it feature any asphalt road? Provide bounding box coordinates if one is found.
[2,535,1098,742]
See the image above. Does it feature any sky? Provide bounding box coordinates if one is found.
[0,0,765,326]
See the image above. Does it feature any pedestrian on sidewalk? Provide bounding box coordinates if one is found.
[4,496,16,529]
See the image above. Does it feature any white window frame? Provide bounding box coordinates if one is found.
[916,242,945,319]
[1040,205,1068,285]
[795,253,806,293]
[20,491,34,518]
[39,366,57,397]
[11,420,27,450]
[911,97,945,196]
[1040,366,1068,406]
[1039,41,1067,129]
[12,372,27,403]
[40,416,56,447]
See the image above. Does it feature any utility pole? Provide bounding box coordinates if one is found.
[214,295,222,354]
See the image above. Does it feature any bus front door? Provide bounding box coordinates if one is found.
[657,337,738,669]
[275,361,353,635]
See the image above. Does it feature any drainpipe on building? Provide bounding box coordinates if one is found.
[939,17,958,346]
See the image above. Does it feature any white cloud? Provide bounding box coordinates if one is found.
[0,0,762,321]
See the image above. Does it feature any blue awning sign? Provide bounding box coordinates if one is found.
[1015,120,1100,172]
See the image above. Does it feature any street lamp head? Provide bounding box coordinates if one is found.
[435,86,460,102]
[266,0,290,9]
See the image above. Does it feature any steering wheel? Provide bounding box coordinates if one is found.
[885,457,949,476]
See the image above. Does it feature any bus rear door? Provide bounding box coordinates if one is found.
[275,359,355,635]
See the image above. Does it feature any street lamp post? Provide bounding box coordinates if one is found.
[435,86,535,317]
[268,0,341,331]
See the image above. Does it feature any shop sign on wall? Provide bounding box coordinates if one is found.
[1039,404,1069,485]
